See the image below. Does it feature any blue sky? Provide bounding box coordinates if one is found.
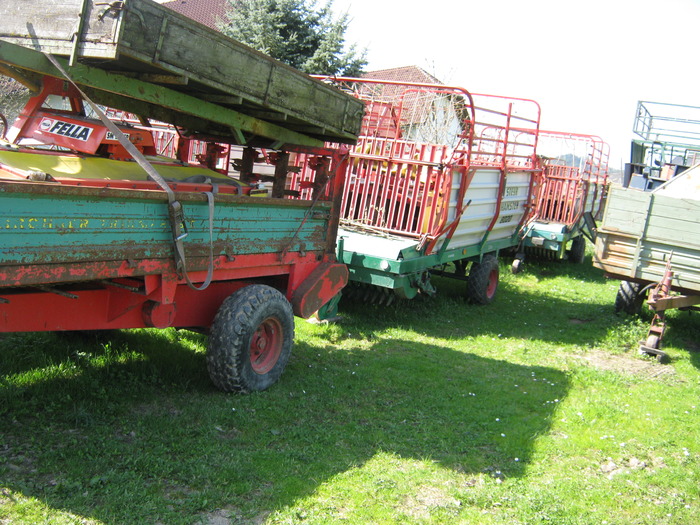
[331,0,700,169]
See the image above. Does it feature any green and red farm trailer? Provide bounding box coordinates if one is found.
[0,0,363,392]
[317,76,543,305]
[516,131,609,271]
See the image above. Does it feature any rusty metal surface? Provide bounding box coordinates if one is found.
[290,262,348,318]
[0,180,332,286]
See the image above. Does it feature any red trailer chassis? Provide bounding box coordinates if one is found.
[0,75,350,392]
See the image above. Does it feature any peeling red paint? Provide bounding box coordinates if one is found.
[0,143,348,333]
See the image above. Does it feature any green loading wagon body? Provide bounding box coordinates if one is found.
[518,132,609,268]
[318,77,542,305]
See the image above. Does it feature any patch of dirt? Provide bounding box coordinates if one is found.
[195,507,269,525]
[403,485,461,519]
[575,350,677,380]
[569,317,593,324]
[1,488,13,506]
[600,456,649,479]
[196,508,237,525]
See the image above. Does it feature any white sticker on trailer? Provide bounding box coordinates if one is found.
[105,131,130,141]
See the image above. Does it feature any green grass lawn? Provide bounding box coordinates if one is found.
[1,252,699,524]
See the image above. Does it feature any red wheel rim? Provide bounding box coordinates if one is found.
[250,317,283,374]
[486,268,498,298]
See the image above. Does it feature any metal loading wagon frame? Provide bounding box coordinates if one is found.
[628,101,700,190]
[313,76,542,302]
[532,130,609,227]
[316,76,542,255]
[516,131,610,265]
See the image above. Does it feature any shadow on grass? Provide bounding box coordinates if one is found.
[507,249,609,283]
[0,325,569,523]
[662,309,700,369]
[340,280,625,350]
[0,328,209,387]
[0,257,633,522]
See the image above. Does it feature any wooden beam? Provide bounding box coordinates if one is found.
[0,41,323,147]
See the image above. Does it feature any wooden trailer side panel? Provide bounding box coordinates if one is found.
[594,186,700,293]
[0,181,332,287]
[0,0,118,56]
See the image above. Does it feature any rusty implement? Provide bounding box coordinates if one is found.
[0,140,350,393]
[595,164,700,362]
[640,257,700,361]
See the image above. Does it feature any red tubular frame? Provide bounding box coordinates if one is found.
[532,131,610,227]
[314,76,541,252]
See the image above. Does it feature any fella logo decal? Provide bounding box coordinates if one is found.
[39,118,95,142]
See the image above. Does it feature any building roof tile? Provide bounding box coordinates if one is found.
[161,0,226,30]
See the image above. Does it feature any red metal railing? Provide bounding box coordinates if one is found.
[533,131,609,226]
[339,137,450,235]
[104,109,231,173]
[456,93,541,170]
[536,164,586,224]
[314,77,541,241]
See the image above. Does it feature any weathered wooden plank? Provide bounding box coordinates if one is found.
[594,232,700,290]
[645,221,700,249]
[1,0,99,46]
[0,41,324,147]
[632,193,700,248]
[644,194,700,218]
[594,182,700,293]
[0,0,364,144]
[599,186,651,236]
[0,181,331,271]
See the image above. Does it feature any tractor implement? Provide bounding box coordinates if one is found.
[515,131,609,271]
[594,164,700,359]
[317,76,542,305]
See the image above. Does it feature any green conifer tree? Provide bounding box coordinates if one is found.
[219,0,366,76]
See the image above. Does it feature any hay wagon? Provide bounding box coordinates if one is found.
[0,0,364,391]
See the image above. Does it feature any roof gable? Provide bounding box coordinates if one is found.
[362,66,442,85]
[161,0,227,30]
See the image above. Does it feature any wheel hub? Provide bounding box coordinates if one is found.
[249,317,283,374]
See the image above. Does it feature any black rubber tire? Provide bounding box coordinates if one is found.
[207,284,294,393]
[511,258,523,275]
[466,254,500,305]
[614,281,646,315]
[645,334,660,350]
[568,235,586,264]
